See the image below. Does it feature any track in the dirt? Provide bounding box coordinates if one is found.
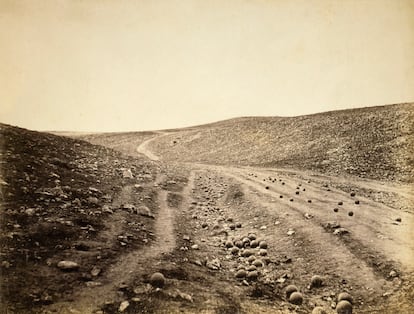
[44,171,195,314]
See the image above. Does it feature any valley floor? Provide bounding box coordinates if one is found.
[2,130,413,314]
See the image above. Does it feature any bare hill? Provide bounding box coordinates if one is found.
[147,103,414,182]
[0,124,160,311]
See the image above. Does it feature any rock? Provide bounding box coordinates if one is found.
[336,300,352,313]
[230,247,239,255]
[172,289,193,302]
[206,258,221,270]
[348,211,354,217]
[122,203,135,212]
[57,261,79,271]
[304,213,313,219]
[122,169,133,178]
[311,275,324,288]
[137,205,154,218]
[191,244,199,250]
[25,208,36,216]
[287,229,295,236]
[395,217,402,222]
[236,222,242,228]
[150,272,166,288]
[91,267,101,277]
[183,235,191,241]
[119,300,130,312]
[389,270,398,278]
[87,197,99,205]
[102,205,113,214]
[225,240,233,248]
[289,291,303,305]
[85,281,102,287]
[134,184,144,191]
[334,208,339,213]
[285,284,298,297]
[333,228,349,236]
[88,187,101,194]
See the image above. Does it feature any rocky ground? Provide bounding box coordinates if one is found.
[1,104,414,314]
[146,103,414,183]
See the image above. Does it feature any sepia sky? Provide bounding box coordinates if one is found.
[1,0,413,132]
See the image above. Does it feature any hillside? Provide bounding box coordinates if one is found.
[0,124,162,312]
[147,103,414,183]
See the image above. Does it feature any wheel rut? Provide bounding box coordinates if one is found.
[43,172,194,313]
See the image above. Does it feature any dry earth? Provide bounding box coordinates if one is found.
[1,104,413,314]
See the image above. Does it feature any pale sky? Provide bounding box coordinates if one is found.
[1,0,413,132]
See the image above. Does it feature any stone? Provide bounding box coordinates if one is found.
[57,261,79,271]
[87,197,99,205]
[25,208,36,216]
[119,300,130,312]
[206,258,221,270]
[91,267,101,277]
[333,228,349,236]
[122,169,134,178]
[85,281,102,287]
[137,205,154,218]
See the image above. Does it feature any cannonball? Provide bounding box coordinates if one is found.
[289,292,303,305]
[310,275,323,288]
[285,284,298,297]
[336,300,353,314]
[149,272,166,288]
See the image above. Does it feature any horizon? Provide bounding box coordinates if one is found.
[1,0,414,132]
[3,102,411,134]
